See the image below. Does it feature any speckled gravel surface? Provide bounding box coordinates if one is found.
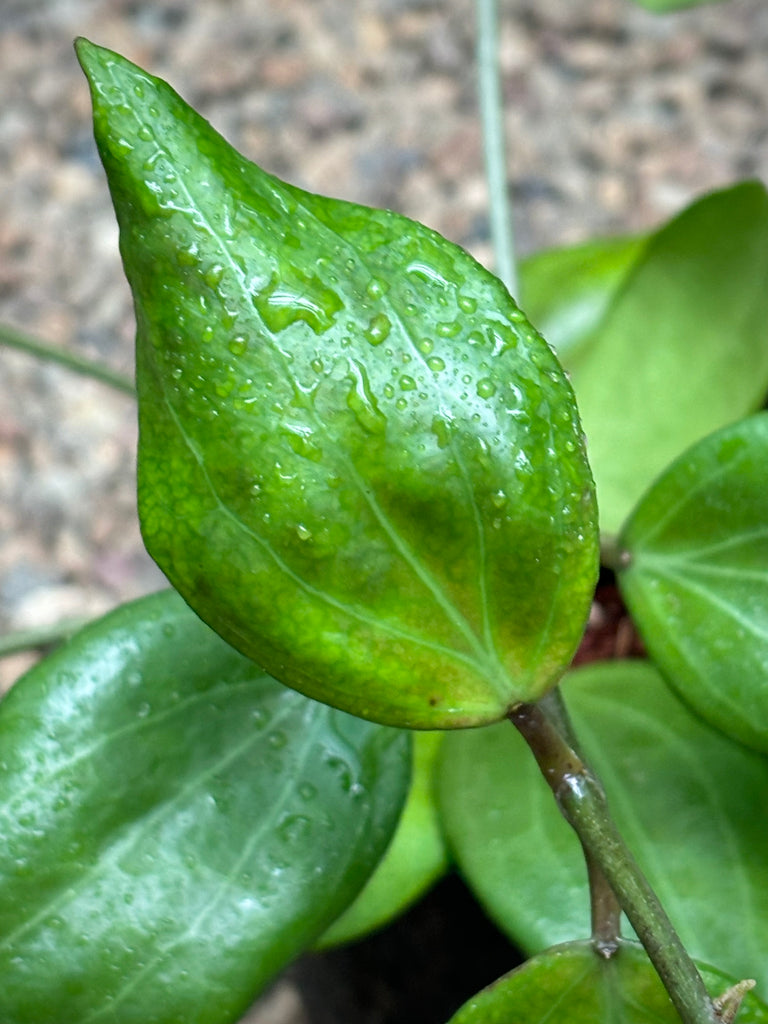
[1,0,768,1020]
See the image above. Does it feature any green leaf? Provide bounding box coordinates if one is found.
[318,730,448,948]
[618,413,768,753]
[631,0,721,9]
[76,39,598,729]
[447,941,768,1024]
[567,182,768,534]
[437,661,768,991]
[519,234,646,363]
[0,591,409,1024]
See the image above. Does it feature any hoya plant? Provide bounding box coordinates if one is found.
[1,8,768,1024]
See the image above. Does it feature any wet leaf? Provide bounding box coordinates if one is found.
[76,39,598,729]
[318,730,448,947]
[567,183,768,533]
[447,941,768,1024]
[437,661,768,991]
[619,413,768,753]
[0,591,409,1024]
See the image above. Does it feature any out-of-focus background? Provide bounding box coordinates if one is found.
[1,0,767,1020]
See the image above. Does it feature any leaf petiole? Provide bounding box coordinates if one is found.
[510,699,723,1024]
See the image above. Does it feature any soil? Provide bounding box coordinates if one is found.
[1,0,767,1020]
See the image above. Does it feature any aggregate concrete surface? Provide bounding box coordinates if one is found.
[1,1,767,1021]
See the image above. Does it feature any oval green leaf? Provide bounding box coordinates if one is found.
[318,730,448,948]
[437,661,768,991]
[447,941,768,1024]
[76,39,598,729]
[618,413,768,752]
[520,234,646,364]
[567,182,768,534]
[0,591,409,1024]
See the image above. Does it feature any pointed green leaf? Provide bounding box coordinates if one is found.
[76,39,598,729]
[568,183,768,534]
[519,234,645,363]
[447,941,768,1024]
[618,413,768,753]
[437,661,768,991]
[0,591,409,1024]
[318,730,448,948]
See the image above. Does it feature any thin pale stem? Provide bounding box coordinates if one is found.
[510,701,719,1024]
[476,0,518,298]
[0,617,92,659]
[0,323,135,396]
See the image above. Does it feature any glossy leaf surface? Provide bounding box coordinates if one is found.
[567,182,768,533]
[437,661,768,991]
[447,941,768,1024]
[318,730,448,947]
[519,234,645,364]
[0,591,409,1024]
[77,39,598,729]
[619,413,768,752]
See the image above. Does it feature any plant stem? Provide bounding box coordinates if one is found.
[476,0,519,298]
[0,617,92,659]
[0,323,135,396]
[539,689,622,957]
[510,701,719,1024]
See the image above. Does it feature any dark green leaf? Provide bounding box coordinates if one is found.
[76,39,598,729]
[619,413,768,753]
[567,183,768,533]
[519,234,645,364]
[437,661,768,991]
[0,591,409,1024]
[318,730,448,947]
[447,941,768,1024]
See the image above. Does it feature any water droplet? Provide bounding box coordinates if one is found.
[395,397,408,410]
[138,124,154,141]
[137,702,151,719]
[366,278,388,300]
[365,312,391,346]
[458,295,477,313]
[299,782,317,802]
[417,338,434,355]
[278,814,311,844]
[383,382,395,399]
[476,378,497,399]
[268,730,287,749]
[431,416,452,449]
[133,84,145,99]
[201,326,214,344]
[228,336,247,356]
[296,524,312,541]
[426,356,446,372]
[311,357,324,374]
[491,490,507,509]
[399,375,416,392]
[346,360,387,434]
[176,245,198,268]
[254,273,343,335]
[437,321,460,338]
[204,264,224,289]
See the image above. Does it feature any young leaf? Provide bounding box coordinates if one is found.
[437,661,768,991]
[76,39,598,729]
[0,591,409,1024]
[618,413,768,753]
[447,941,768,1024]
[567,182,768,534]
[317,730,448,948]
